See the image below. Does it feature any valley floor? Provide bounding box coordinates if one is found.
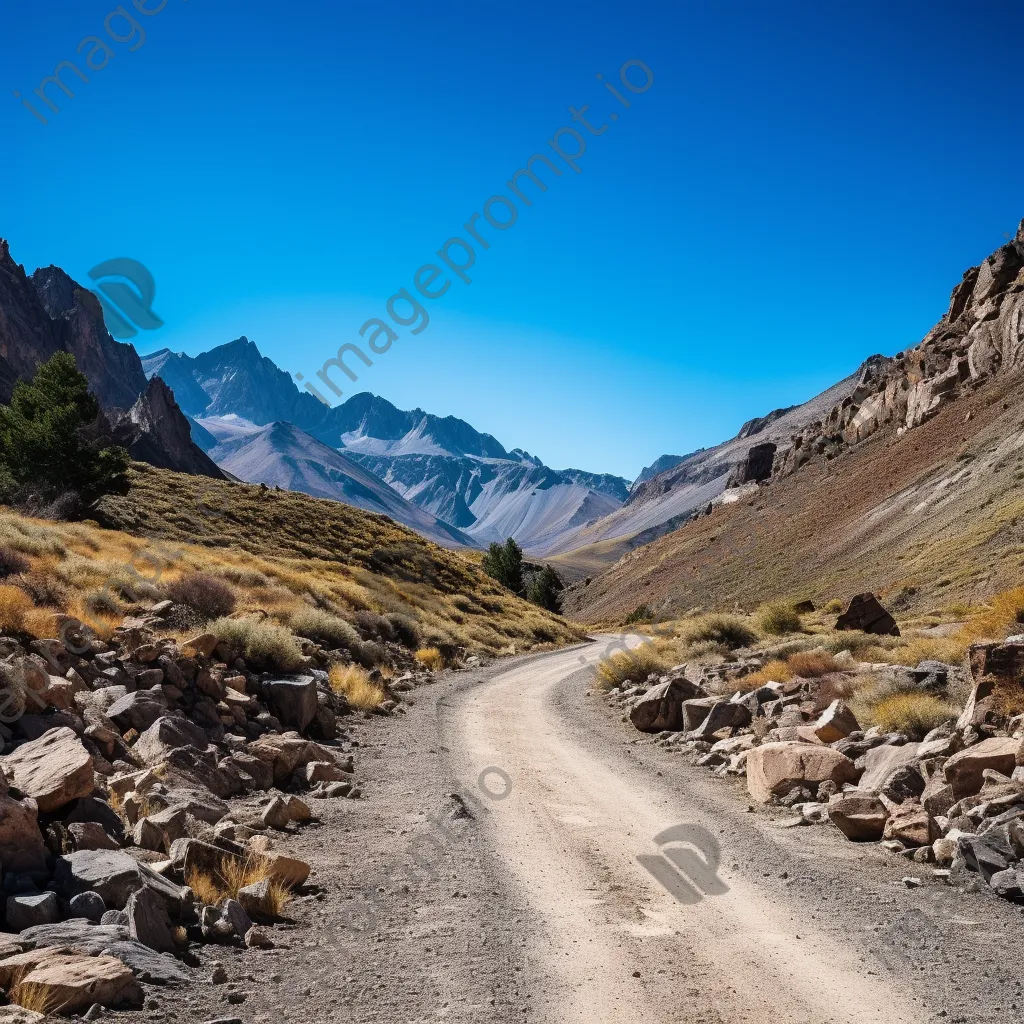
[158,640,1024,1023]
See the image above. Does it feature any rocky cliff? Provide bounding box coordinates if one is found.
[0,240,221,480]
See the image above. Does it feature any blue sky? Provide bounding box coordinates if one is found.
[2,0,1023,480]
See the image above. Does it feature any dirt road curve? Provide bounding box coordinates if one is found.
[165,638,1024,1024]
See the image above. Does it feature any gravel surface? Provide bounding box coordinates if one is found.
[155,638,1024,1024]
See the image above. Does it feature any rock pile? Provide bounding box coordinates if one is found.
[0,606,428,1014]
[608,635,1024,902]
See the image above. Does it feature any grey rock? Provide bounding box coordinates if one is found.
[950,829,1016,884]
[627,676,708,733]
[126,885,176,953]
[101,910,127,926]
[69,890,106,923]
[264,677,318,733]
[54,849,188,910]
[6,891,59,930]
[106,690,168,733]
[133,716,208,766]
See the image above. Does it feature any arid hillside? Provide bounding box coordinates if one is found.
[565,366,1024,623]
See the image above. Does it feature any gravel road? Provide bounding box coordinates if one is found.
[161,637,1024,1024]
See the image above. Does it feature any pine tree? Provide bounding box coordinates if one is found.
[527,564,564,613]
[481,536,524,594]
[0,352,130,510]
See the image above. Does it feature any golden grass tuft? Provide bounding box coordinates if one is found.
[185,852,293,914]
[787,650,839,678]
[0,584,32,633]
[868,692,959,735]
[595,643,672,691]
[679,613,757,649]
[9,973,62,1015]
[328,663,385,710]
[415,647,444,671]
[736,657,793,689]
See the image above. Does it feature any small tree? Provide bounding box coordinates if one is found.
[481,537,524,594]
[0,352,130,511]
[527,564,564,613]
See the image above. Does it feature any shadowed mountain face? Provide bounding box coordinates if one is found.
[204,418,475,548]
[0,240,221,479]
[146,338,632,552]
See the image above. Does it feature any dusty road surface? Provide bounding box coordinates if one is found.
[164,638,1024,1024]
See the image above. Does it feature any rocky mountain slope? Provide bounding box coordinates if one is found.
[567,219,1024,622]
[0,240,221,479]
[203,418,475,549]
[143,339,630,552]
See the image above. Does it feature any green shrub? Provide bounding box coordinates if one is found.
[756,601,802,636]
[288,607,359,649]
[481,538,524,594]
[210,616,304,671]
[527,565,564,613]
[680,614,757,649]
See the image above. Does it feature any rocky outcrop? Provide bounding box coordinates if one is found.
[834,593,900,636]
[112,378,223,478]
[773,220,1024,478]
[0,239,222,480]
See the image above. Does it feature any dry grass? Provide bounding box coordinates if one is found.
[679,613,758,649]
[787,650,839,677]
[0,584,31,633]
[328,664,385,710]
[738,657,794,689]
[595,642,674,690]
[415,647,444,671]
[755,601,803,636]
[9,970,62,1015]
[186,852,293,913]
[868,692,959,735]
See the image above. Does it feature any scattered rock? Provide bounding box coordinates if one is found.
[834,593,900,636]
[746,742,859,804]
[0,728,94,812]
[827,792,888,841]
[6,892,59,931]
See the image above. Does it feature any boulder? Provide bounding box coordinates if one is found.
[247,734,339,784]
[183,632,218,658]
[236,879,276,919]
[264,677,318,733]
[834,593,900,636]
[878,764,925,807]
[262,796,291,831]
[226,752,274,791]
[6,892,59,931]
[0,948,142,1014]
[68,891,105,923]
[126,885,175,953]
[858,742,921,793]
[0,728,93,812]
[813,701,860,744]
[883,803,933,847]
[54,850,187,911]
[628,677,707,732]
[688,699,751,740]
[303,761,348,785]
[943,737,1019,799]
[0,791,47,873]
[959,638,1024,730]
[989,867,1024,899]
[262,851,310,889]
[106,690,168,733]
[951,829,1016,884]
[132,717,208,765]
[827,792,888,840]
[746,742,859,804]
[66,819,120,851]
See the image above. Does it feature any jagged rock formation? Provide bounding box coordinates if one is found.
[0,240,221,480]
[773,222,1024,478]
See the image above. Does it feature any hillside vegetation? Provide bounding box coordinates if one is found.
[0,464,583,658]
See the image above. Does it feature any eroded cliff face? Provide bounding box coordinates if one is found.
[775,220,1024,477]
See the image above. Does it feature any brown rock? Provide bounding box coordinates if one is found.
[943,737,1019,798]
[746,742,859,804]
[0,791,47,872]
[834,593,900,636]
[883,803,933,847]
[0,728,93,812]
[184,633,218,658]
[0,947,141,1014]
[67,821,120,851]
[827,792,888,840]
[960,638,1024,730]
[813,701,860,744]
[247,735,340,784]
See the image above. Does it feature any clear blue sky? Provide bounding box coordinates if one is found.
[3,0,1023,479]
